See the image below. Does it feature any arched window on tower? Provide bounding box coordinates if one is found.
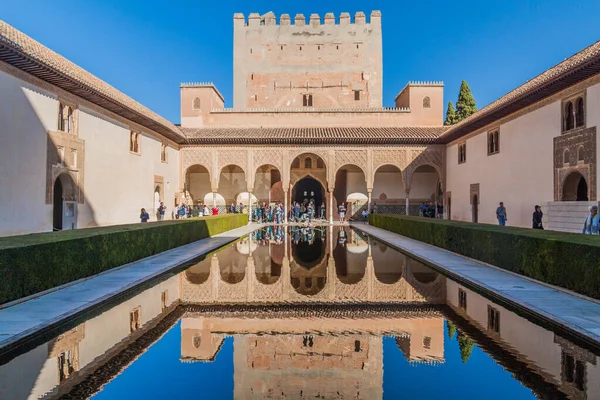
[576,97,584,128]
[193,97,201,110]
[577,146,585,163]
[423,96,431,109]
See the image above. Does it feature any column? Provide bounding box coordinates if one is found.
[367,189,372,214]
[248,192,252,223]
[329,188,334,224]
[212,191,217,208]
[284,189,289,224]
[405,190,410,216]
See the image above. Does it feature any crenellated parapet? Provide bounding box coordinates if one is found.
[233,11,381,27]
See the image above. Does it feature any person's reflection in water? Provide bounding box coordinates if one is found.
[293,226,300,245]
[338,228,347,246]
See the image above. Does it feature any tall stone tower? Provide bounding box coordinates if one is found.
[233,11,383,109]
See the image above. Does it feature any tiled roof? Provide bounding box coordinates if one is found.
[182,126,447,145]
[441,40,600,143]
[0,20,185,143]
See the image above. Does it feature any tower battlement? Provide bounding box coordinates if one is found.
[233,11,381,27]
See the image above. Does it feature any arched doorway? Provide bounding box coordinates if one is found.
[254,164,283,205]
[292,176,325,209]
[53,174,77,231]
[334,164,367,221]
[563,172,588,201]
[219,165,248,210]
[472,194,478,223]
[373,165,404,214]
[185,164,211,206]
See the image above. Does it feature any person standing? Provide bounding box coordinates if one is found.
[372,202,378,214]
[496,202,507,226]
[294,202,301,222]
[436,202,444,219]
[203,204,210,216]
[338,202,346,223]
[229,202,236,214]
[532,205,544,229]
[319,202,326,220]
[140,208,150,223]
[158,202,166,221]
[582,205,600,234]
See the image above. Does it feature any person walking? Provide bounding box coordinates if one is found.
[582,205,600,234]
[532,205,544,229]
[496,202,507,226]
[158,202,166,221]
[436,202,444,219]
[140,208,150,223]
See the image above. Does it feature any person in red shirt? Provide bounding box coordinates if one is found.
[212,206,218,215]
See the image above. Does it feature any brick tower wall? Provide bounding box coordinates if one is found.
[233,11,383,109]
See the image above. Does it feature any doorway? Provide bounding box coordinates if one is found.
[53,174,77,231]
[472,195,478,223]
[292,177,324,208]
[53,178,63,230]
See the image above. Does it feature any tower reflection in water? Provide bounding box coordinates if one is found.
[2,227,597,399]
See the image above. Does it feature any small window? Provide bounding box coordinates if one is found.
[58,351,76,382]
[563,149,570,165]
[317,45,321,50]
[130,306,141,333]
[251,73,254,80]
[354,340,361,352]
[562,351,586,392]
[58,102,74,133]
[458,143,467,164]
[292,158,300,168]
[71,149,77,168]
[193,97,201,110]
[316,158,324,169]
[130,131,140,154]
[58,146,65,166]
[576,97,585,128]
[254,95,258,101]
[280,45,283,50]
[487,130,499,155]
[458,288,467,309]
[305,157,312,169]
[423,97,431,109]
[487,306,500,333]
[161,290,168,311]
[564,101,575,131]
[423,336,431,349]
[250,48,253,54]
[356,44,359,49]
[354,90,360,101]
[336,45,339,50]
[577,146,584,163]
[160,144,167,163]
[303,94,313,107]
[299,46,302,51]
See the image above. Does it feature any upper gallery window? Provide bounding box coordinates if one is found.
[488,130,500,155]
[193,97,201,110]
[458,143,467,164]
[303,94,313,107]
[58,102,74,133]
[130,131,141,154]
[423,97,431,108]
[563,95,585,132]
[160,144,167,163]
[354,90,361,101]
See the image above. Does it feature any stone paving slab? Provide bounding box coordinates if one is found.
[354,223,600,346]
[0,224,258,352]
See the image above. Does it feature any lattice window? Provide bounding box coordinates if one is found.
[130,131,140,154]
[58,102,75,133]
[423,96,431,108]
[487,306,500,333]
[303,94,313,107]
[458,288,467,309]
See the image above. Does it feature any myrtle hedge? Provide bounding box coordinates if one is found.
[0,215,247,304]
[369,214,600,300]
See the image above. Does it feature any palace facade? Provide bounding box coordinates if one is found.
[1,12,600,236]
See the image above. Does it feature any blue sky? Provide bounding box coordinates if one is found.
[3,0,600,123]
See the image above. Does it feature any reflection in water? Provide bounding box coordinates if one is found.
[1,228,599,400]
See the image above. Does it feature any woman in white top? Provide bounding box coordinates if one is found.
[203,205,210,216]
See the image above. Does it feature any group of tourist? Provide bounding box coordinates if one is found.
[418,202,444,219]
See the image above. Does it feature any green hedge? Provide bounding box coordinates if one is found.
[369,214,600,300]
[0,215,247,304]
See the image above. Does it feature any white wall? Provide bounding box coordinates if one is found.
[346,172,367,197]
[0,67,181,235]
[373,172,405,199]
[445,101,559,227]
[78,107,179,226]
[0,275,180,399]
[0,70,56,235]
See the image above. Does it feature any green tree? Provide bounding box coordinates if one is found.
[447,320,457,340]
[457,331,475,363]
[444,101,457,125]
[455,80,477,121]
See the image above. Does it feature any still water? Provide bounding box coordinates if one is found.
[1,226,598,399]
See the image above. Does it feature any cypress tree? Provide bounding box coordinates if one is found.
[444,101,457,125]
[447,321,457,339]
[457,331,475,363]
[455,80,477,121]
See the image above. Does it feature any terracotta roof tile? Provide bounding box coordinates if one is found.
[442,40,600,142]
[182,126,447,145]
[0,20,185,142]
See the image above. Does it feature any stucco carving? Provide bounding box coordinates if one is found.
[182,147,212,175]
[253,149,283,172]
[217,150,248,175]
[334,149,368,175]
[373,149,407,172]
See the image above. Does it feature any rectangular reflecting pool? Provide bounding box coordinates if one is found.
[1,226,598,399]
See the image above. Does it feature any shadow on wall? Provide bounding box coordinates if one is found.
[0,82,98,236]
